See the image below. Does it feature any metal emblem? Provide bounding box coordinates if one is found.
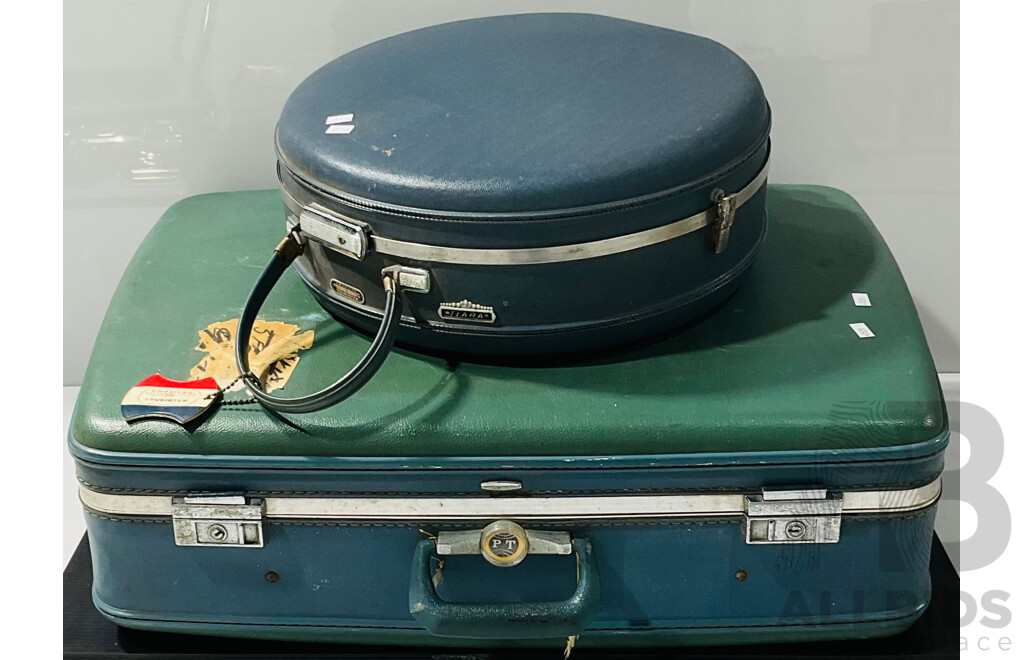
[329,279,364,304]
[479,520,529,567]
[438,300,496,324]
[435,521,572,568]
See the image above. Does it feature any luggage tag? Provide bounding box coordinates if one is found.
[121,374,256,426]
[121,319,313,425]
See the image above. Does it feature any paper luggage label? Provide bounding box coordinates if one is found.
[190,318,314,393]
[121,319,315,425]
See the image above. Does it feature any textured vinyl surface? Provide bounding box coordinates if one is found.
[276,13,770,214]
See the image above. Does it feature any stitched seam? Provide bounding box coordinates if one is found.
[587,614,918,632]
[75,469,944,497]
[103,612,914,633]
[104,612,424,631]
[85,511,166,524]
[99,616,909,632]
[72,444,948,473]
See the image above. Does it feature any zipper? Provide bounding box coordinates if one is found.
[274,132,771,223]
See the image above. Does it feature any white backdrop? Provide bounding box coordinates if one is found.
[63,0,959,383]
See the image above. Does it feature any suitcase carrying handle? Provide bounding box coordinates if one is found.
[408,538,601,639]
[234,232,401,413]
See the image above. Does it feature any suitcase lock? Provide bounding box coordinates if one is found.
[743,488,843,544]
[436,520,572,567]
[171,495,265,548]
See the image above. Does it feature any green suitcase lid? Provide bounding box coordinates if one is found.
[71,186,945,460]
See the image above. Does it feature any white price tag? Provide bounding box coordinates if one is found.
[852,293,872,307]
[849,322,875,338]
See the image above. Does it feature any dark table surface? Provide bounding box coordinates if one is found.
[65,533,958,659]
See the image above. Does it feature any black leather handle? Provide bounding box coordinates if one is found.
[235,232,402,414]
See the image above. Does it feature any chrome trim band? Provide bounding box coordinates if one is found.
[80,477,939,522]
[279,159,770,266]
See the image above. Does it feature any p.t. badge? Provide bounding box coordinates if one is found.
[121,374,221,425]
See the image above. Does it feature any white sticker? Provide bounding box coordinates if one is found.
[325,124,355,135]
[849,323,875,338]
[852,293,872,307]
[325,113,354,125]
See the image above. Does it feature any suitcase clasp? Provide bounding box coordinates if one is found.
[297,204,370,260]
[743,488,843,544]
[171,495,265,548]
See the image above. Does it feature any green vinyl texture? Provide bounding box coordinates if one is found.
[72,186,944,457]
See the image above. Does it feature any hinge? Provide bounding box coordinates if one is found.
[380,264,432,293]
[709,189,739,254]
[171,495,265,548]
[744,488,843,545]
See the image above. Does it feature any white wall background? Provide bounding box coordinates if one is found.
[63,0,959,384]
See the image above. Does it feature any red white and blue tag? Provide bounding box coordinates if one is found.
[121,374,221,425]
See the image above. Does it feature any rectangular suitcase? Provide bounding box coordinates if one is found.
[70,185,947,648]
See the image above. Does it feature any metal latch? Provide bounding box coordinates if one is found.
[744,488,843,545]
[172,495,265,548]
[436,519,571,567]
[298,204,369,260]
[709,189,739,254]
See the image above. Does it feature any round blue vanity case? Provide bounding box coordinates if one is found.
[272,13,771,358]
[236,13,771,412]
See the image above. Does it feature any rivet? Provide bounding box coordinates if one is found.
[734,569,748,582]
[265,571,280,583]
